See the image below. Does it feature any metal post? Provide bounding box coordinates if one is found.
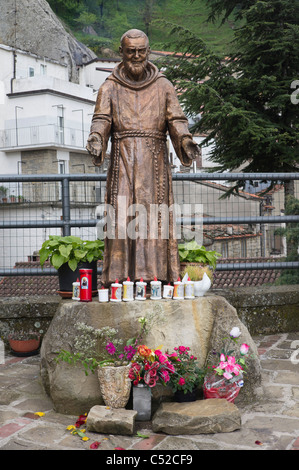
[61,177,71,236]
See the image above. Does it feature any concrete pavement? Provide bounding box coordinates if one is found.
[0,332,299,451]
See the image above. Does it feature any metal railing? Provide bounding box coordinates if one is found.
[0,172,299,278]
[0,125,90,150]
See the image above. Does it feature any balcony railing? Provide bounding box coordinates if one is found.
[0,124,89,150]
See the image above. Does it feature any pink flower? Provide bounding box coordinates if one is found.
[223,372,233,380]
[219,356,242,376]
[178,346,186,354]
[165,362,175,373]
[240,343,249,356]
[178,377,186,386]
[105,342,116,355]
[155,350,168,364]
[161,370,170,383]
[220,353,226,362]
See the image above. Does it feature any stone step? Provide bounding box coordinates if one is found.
[86,405,137,436]
[152,399,241,435]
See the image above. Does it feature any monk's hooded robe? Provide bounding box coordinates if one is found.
[89,61,193,285]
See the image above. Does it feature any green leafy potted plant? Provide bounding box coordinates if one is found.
[0,185,8,203]
[179,240,221,283]
[8,330,41,357]
[39,235,104,297]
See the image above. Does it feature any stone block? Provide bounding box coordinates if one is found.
[152,399,241,434]
[86,405,137,435]
[40,296,262,414]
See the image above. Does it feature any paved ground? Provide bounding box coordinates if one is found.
[0,332,299,452]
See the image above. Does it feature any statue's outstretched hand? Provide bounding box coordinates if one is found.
[86,133,103,166]
[182,138,200,165]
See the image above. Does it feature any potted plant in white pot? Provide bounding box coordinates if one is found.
[179,241,221,296]
[39,235,104,297]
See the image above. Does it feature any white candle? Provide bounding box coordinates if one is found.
[72,278,80,301]
[184,277,195,299]
[173,277,184,300]
[98,288,109,302]
[150,277,162,300]
[163,284,174,299]
[123,277,134,301]
[110,279,122,302]
[135,278,147,301]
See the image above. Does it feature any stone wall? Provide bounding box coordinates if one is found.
[1,286,298,342]
[214,285,299,335]
[39,295,262,415]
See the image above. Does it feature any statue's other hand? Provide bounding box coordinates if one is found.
[182,138,200,162]
[86,133,103,165]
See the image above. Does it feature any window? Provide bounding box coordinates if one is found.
[29,67,35,77]
[59,161,65,174]
[40,64,47,75]
[241,239,247,258]
[221,242,229,258]
[57,106,64,144]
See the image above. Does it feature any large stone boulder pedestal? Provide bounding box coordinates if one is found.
[40,294,262,415]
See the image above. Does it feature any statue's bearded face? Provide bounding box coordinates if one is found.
[120,36,149,81]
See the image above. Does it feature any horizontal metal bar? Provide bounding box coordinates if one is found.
[0,262,297,277]
[172,172,299,181]
[178,215,299,225]
[215,261,299,271]
[1,214,298,230]
[0,173,107,182]
[0,172,299,183]
[0,267,103,276]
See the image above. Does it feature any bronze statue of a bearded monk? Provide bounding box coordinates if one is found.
[86,29,199,285]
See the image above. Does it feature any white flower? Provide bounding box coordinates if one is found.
[230,327,241,338]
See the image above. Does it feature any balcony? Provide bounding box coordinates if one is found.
[0,124,90,151]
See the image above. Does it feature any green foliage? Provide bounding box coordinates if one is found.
[46,0,240,55]
[56,318,149,375]
[178,241,221,269]
[160,0,299,192]
[39,235,104,271]
[166,346,206,394]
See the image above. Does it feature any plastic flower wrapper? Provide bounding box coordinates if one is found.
[203,326,250,402]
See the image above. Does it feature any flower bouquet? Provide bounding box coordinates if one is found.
[166,346,205,402]
[128,345,176,420]
[128,345,175,388]
[203,326,250,403]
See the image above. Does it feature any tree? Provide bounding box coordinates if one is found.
[160,0,299,196]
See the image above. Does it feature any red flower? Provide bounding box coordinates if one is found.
[90,441,101,449]
[75,414,86,427]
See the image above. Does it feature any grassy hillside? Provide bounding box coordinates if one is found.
[48,0,238,57]
[144,0,237,55]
